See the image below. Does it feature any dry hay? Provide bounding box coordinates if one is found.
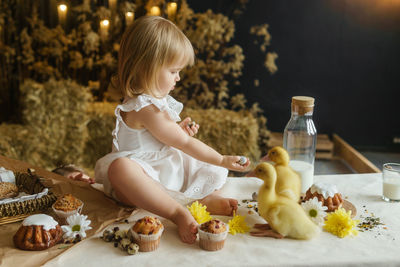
[0,124,32,161]
[181,108,261,167]
[16,79,92,170]
[1,81,260,175]
[83,101,117,169]
[83,105,260,174]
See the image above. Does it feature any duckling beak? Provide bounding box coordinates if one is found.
[246,169,256,177]
[260,154,270,162]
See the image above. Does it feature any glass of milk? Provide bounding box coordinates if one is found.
[289,160,314,194]
[382,163,400,202]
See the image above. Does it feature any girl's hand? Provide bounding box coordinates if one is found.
[221,155,251,172]
[179,117,199,137]
[67,172,95,184]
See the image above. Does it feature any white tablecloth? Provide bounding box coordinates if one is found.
[44,174,400,267]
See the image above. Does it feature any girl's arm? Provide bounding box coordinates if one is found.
[137,105,250,172]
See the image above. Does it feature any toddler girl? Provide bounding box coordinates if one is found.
[95,16,250,244]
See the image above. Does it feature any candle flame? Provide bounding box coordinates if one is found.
[58,4,67,12]
[126,12,134,18]
[101,19,110,26]
[150,6,161,16]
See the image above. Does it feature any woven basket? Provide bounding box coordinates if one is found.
[0,170,57,225]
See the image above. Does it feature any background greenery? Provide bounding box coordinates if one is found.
[0,0,277,173]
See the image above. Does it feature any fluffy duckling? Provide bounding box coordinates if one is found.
[261,146,301,202]
[249,162,320,240]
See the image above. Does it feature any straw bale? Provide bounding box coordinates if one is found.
[18,79,92,169]
[181,108,260,165]
[0,124,26,160]
[1,90,259,175]
[83,104,260,174]
[0,123,44,167]
[83,101,118,169]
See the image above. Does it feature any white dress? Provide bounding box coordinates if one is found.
[94,94,228,204]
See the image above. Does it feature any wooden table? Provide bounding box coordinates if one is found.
[0,155,133,267]
[1,155,399,267]
[43,173,400,267]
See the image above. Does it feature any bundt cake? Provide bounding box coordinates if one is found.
[13,214,63,251]
[304,182,343,212]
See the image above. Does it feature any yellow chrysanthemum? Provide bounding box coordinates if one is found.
[228,212,250,235]
[187,201,212,224]
[323,208,359,238]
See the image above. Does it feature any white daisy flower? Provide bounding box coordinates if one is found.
[61,214,92,239]
[301,197,328,226]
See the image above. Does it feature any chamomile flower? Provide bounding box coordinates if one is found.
[301,197,327,226]
[61,214,92,239]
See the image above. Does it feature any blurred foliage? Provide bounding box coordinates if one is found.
[0,0,278,164]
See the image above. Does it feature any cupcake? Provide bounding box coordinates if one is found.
[52,194,83,223]
[129,216,164,252]
[198,219,229,251]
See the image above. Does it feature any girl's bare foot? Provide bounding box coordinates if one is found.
[171,207,198,244]
[200,192,238,216]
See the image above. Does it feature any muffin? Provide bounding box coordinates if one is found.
[198,219,229,251]
[303,182,343,212]
[52,194,83,223]
[129,216,164,252]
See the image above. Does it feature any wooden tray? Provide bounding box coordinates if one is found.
[342,200,357,218]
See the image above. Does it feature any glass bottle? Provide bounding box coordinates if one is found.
[283,96,317,193]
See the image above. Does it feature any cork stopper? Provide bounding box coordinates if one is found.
[291,96,315,115]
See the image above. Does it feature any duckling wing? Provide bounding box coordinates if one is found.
[266,205,296,236]
[276,189,298,201]
[275,166,301,201]
[266,201,320,240]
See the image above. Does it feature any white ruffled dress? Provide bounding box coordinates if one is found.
[94,94,228,204]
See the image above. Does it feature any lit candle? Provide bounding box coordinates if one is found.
[57,4,68,27]
[100,19,110,40]
[149,6,161,16]
[167,2,177,19]
[108,0,117,12]
[125,11,134,26]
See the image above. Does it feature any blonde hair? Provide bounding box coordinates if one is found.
[117,16,195,98]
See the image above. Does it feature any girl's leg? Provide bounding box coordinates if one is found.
[199,190,238,216]
[108,157,198,244]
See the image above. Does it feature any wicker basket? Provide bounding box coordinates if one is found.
[0,170,57,225]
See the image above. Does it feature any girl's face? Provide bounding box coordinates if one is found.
[157,63,185,96]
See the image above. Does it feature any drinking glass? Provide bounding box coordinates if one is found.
[382,163,400,202]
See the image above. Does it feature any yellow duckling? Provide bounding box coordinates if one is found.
[249,162,320,239]
[261,146,301,202]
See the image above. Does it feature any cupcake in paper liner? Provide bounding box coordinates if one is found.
[198,219,229,251]
[129,216,164,252]
[52,194,83,224]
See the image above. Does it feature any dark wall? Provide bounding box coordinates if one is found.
[187,0,400,151]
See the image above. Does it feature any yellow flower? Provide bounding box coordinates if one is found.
[323,208,359,238]
[228,212,250,235]
[187,201,212,224]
